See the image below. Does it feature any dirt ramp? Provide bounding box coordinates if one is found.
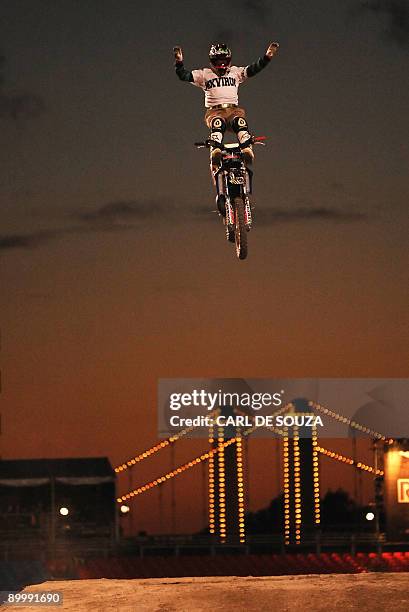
[2,573,409,611]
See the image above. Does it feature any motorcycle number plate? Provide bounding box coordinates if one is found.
[229,171,245,185]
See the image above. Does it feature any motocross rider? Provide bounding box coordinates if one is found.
[173,42,279,170]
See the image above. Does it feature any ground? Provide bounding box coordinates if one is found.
[2,573,409,611]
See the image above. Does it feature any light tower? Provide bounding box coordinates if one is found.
[209,405,243,543]
[284,398,319,545]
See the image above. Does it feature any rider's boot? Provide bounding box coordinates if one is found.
[241,142,254,165]
[210,145,222,179]
[210,145,222,167]
[209,135,223,169]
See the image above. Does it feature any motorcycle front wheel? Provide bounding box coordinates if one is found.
[234,196,248,260]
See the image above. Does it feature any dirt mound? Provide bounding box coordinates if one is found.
[2,573,409,611]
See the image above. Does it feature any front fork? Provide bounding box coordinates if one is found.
[244,195,252,229]
[216,168,253,230]
[225,196,235,226]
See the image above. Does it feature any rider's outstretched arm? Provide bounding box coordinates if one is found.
[173,46,194,82]
[246,42,279,78]
[175,62,193,82]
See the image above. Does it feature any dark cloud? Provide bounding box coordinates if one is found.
[254,206,368,225]
[0,221,139,254]
[0,220,135,254]
[0,231,58,251]
[77,199,180,228]
[1,198,186,255]
[356,1,409,47]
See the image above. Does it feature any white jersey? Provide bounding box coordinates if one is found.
[191,66,248,108]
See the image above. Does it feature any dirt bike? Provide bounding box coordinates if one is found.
[194,136,266,260]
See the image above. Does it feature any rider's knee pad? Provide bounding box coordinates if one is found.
[210,116,227,134]
[231,116,249,134]
[210,117,226,148]
[232,116,252,148]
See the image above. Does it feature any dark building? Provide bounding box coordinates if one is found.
[0,457,116,540]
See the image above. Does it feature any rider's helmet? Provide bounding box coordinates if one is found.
[209,43,232,76]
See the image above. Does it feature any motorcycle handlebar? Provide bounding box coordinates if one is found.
[194,136,267,148]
